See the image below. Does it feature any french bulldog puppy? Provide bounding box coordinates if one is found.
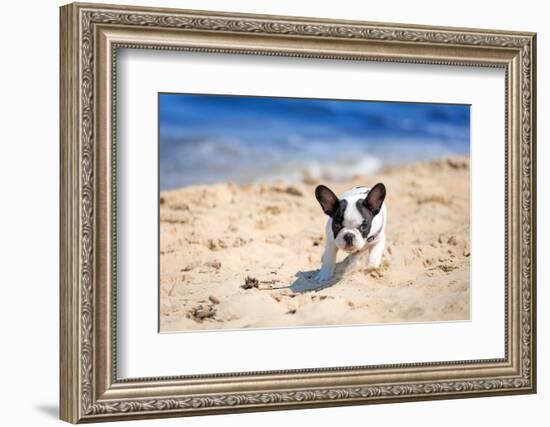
[314,183,387,283]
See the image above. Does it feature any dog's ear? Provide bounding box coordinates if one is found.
[315,185,340,217]
[363,183,386,216]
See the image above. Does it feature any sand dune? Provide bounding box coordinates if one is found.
[159,156,470,332]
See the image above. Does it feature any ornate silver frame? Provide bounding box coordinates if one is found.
[60,2,537,423]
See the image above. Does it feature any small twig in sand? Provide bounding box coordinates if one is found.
[242,277,288,291]
[260,279,280,285]
[261,285,291,291]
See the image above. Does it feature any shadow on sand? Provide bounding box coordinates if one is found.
[289,255,358,293]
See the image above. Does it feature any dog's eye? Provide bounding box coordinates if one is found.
[359,223,368,231]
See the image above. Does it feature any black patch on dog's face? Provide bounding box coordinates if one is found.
[331,200,348,238]
[355,200,374,238]
[315,185,349,239]
[356,183,386,238]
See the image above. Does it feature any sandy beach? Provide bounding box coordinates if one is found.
[159,156,470,332]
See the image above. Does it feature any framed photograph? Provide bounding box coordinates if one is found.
[60,2,537,423]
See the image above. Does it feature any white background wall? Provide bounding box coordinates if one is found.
[0,0,545,425]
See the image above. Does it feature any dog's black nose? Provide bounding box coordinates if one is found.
[343,233,354,245]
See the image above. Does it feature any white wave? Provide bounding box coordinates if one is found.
[253,155,383,185]
[160,136,467,189]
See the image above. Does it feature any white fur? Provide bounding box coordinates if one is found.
[314,187,387,283]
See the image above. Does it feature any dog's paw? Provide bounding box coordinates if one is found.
[366,257,382,271]
[364,265,377,273]
[314,269,333,284]
[365,262,381,272]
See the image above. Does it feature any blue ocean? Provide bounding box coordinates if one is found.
[159,94,470,191]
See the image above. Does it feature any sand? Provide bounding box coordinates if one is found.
[159,156,470,332]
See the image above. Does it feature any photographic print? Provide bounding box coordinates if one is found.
[159,94,471,332]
